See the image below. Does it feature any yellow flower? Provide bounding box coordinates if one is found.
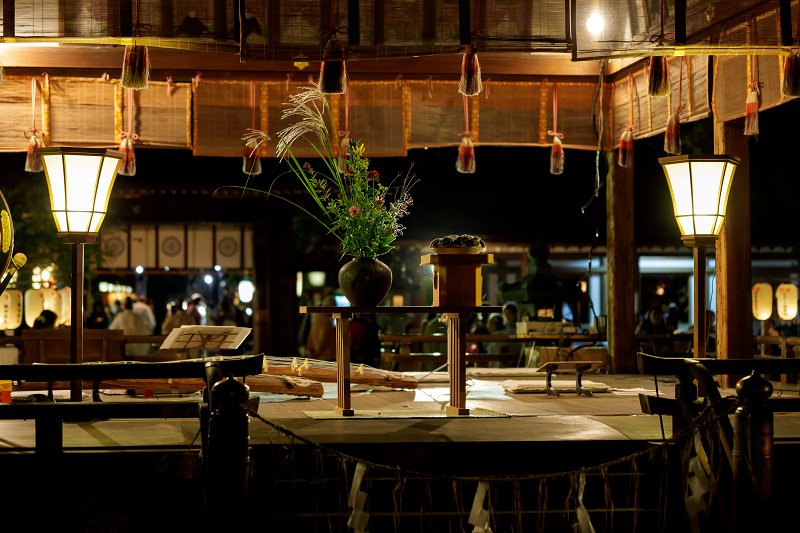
[352,142,365,156]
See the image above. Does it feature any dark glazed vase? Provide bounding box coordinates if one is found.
[338,257,392,307]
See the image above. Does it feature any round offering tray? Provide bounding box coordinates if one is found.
[431,247,485,255]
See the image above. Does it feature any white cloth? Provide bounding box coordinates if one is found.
[132,301,156,334]
[109,309,150,356]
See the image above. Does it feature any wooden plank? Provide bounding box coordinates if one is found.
[300,305,501,314]
[263,366,418,389]
[13,374,324,398]
[607,150,637,373]
[715,121,751,388]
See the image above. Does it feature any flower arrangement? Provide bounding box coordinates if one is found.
[242,85,417,260]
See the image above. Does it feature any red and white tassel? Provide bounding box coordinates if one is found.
[118,137,136,176]
[243,138,262,175]
[456,136,475,174]
[458,51,483,97]
[550,136,564,175]
[664,110,681,155]
[744,83,760,136]
[25,136,42,173]
[120,45,150,90]
[619,127,634,168]
[338,132,350,174]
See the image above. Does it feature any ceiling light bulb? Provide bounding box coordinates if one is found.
[586,13,603,35]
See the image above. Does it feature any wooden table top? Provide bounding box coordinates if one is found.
[300,305,503,314]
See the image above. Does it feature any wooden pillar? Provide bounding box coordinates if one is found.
[607,150,637,373]
[333,312,353,416]
[715,121,752,387]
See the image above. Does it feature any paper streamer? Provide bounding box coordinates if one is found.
[348,462,370,533]
[468,482,493,533]
[575,469,596,533]
[685,430,712,533]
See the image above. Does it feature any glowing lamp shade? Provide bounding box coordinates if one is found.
[659,155,739,240]
[24,289,46,328]
[238,280,255,303]
[0,290,22,330]
[37,147,124,238]
[58,287,72,326]
[752,283,773,321]
[777,283,798,321]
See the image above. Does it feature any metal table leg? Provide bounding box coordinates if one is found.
[333,312,354,416]
[546,372,560,397]
[576,369,593,397]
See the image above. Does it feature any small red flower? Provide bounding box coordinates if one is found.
[368,170,380,180]
[349,206,361,216]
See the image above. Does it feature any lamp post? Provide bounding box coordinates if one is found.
[38,147,124,401]
[660,154,738,359]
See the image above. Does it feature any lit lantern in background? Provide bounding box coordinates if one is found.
[777,283,798,321]
[1,290,22,330]
[42,288,58,319]
[58,287,71,326]
[752,283,773,321]
[24,289,45,328]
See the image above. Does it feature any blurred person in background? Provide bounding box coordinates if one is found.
[133,295,156,335]
[110,297,150,356]
[86,300,109,329]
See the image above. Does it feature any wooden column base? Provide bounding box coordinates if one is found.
[445,405,470,416]
[335,407,355,417]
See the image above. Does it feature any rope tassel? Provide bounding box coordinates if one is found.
[744,83,759,136]
[648,57,670,98]
[24,77,43,173]
[338,85,352,173]
[118,89,138,176]
[619,73,636,168]
[548,83,564,176]
[455,95,475,174]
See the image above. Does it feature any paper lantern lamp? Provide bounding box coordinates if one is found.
[752,283,773,321]
[42,288,59,322]
[777,283,798,321]
[24,289,45,328]
[57,288,71,326]
[1,290,22,330]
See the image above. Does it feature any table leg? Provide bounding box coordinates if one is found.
[333,314,354,416]
[445,313,469,416]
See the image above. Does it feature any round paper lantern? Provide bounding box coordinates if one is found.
[24,289,46,328]
[777,283,799,321]
[0,290,22,330]
[42,288,59,323]
[752,283,773,321]
[57,288,71,326]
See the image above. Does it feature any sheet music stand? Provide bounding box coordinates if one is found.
[160,326,251,359]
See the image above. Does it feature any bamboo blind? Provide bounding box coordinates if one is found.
[120,81,192,149]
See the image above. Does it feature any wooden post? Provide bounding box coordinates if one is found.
[333,312,353,416]
[715,121,752,387]
[70,243,84,402]
[694,245,707,359]
[445,312,469,415]
[607,150,637,373]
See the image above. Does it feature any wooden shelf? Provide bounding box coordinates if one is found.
[299,305,502,314]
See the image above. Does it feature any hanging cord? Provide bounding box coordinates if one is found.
[250,81,257,131]
[749,16,761,94]
[100,72,110,81]
[120,89,139,142]
[132,0,151,37]
[425,76,433,99]
[472,0,486,39]
[547,83,563,140]
[650,0,674,44]
[318,0,348,42]
[626,72,636,132]
[394,74,402,89]
[24,77,40,140]
[285,73,292,94]
[483,78,491,99]
[458,95,471,136]
[674,56,684,116]
[192,71,202,89]
[339,83,351,138]
[166,75,173,97]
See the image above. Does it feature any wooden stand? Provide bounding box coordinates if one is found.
[301,305,500,417]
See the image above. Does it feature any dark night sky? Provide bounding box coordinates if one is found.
[0,101,795,248]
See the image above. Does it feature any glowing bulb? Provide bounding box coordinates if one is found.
[204,275,213,284]
[245,308,252,316]
[214,265,222,272]
[41,270,50,281]
[586,13,603,35]
[135,266,144,274]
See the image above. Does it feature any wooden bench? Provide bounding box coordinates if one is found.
[536,361,603,397]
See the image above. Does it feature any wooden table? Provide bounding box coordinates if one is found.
[300,305,501,416]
